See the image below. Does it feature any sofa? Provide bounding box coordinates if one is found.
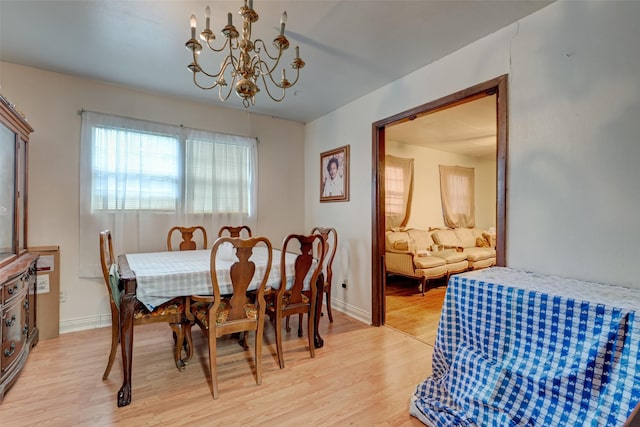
[385,227,496,294]
[385,228,468,294]
[430,227,496,270]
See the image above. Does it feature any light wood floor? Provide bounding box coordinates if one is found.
[0,311,432,426]
[384,275,447,346]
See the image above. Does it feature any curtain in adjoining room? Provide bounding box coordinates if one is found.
[439,165,475,228]
[385,155,414,230]
[79,111,257,278]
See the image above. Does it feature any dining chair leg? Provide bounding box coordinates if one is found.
[208,328,219,399]
[306,313,315,359]
[285,316,291,332]
[102,316,120,380]
[297,313,303,337]
[275,315,285,369]
[170,323,186,371]
[255,320,264,386]
[325,284,334,323]
[240,331,249,350]
[183,322,194,361]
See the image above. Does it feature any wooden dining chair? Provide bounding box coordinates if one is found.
[189,236,272,399]
[99,230,189,380]
[167,225,208,251]
[311,226,338,323]
[265,233,325,369]
[217,225,252,238]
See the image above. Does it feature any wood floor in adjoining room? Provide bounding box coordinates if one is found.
[385,275,447,346]
[0,311,431,427]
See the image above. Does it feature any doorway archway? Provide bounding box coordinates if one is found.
[371,75,508,326]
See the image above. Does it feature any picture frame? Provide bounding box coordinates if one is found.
[320,145,349,202]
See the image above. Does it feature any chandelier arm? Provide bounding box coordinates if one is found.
[258,72,286,102]
[254,54,285,81]
[285,67,302,87]
[192,73,220,91]
[217,73,237,102]
[226,37,242,77]
[253,38,283,62]
[190,49,225,80]
[205,37,231,53]
[257,58,299,90]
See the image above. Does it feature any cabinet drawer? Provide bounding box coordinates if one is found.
[1,297,27,372]
[2,277,26,304]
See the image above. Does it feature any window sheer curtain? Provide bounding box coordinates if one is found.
[385,155,414,230]
[79,112,257,277]
[439,165,475,228]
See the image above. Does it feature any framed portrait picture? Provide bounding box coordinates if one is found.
[320,145,349,202]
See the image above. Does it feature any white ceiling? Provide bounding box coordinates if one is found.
[386,94,497,158]
[0,1,552,124]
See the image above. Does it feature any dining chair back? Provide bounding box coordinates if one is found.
[217,225,253,238]
[265,233,325,369]
[311,226,338,322]
[99,230,188,380]
[190,236,273,399]
[167,226,208,251]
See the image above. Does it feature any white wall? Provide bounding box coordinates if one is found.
[305,0,640,324]
[0,63,306,332]
[386,140,496,230]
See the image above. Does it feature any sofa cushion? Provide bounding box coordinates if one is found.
[413,255,446,269]
[464,246,496,262]
[432,250,467,264]
[453,228,477,248]
[407,229,435,252]
[431,229,458,248]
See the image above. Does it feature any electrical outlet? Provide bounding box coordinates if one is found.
[59,291,66,303]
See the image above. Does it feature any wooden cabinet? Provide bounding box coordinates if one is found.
[0,97,38,402]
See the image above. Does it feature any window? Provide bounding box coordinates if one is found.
[79,111,257,277]
[89,118,253,214]
[385,155,414,230]
[438,165,475,228]
[92,126,180,211]
[385,165,405,215]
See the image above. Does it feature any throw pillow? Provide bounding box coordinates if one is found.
[476,236,490,248]
[392,240,409,251]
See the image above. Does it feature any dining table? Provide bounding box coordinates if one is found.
[115,247,324,407]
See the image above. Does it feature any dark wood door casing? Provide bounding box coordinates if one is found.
[371,75,508,326]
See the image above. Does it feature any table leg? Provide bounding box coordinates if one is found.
[117,283,135,407]
[314,273,324,349]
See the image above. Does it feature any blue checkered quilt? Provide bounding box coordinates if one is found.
[410,267,640,426]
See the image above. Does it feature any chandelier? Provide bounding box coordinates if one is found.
[185,0,305,108]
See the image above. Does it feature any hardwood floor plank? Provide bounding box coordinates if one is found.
[385,275,447,346]
[0,311,430,426]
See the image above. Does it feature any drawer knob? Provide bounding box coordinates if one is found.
[4,342,16,358]
[4,315,16,327]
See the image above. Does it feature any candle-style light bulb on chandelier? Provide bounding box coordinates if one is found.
[185,0,305,108]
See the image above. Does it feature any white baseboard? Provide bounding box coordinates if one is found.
[60,314,111,334]
[327,298,371,325]
[60,299,372,334]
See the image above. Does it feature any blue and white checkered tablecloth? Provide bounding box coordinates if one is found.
[410,267,640,426]
[126,247,313,310]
